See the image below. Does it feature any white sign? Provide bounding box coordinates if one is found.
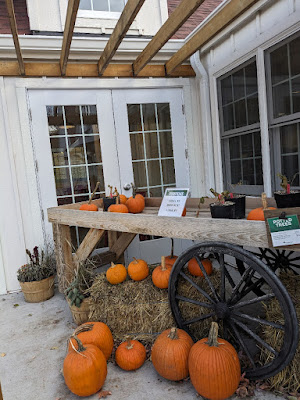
[267,215,300,247]
[158,188,189,217]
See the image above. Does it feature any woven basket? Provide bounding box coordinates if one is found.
[67,298,91,325]
[19,275,55,303]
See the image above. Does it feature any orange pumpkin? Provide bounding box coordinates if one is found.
[64,335,107,397]
[188,258,213,277]
[115,339,146,371]
[108,203,128,213]
[106,262,127,284]
[188,322,241,400]
[79,181,100,212]
[182,207,187,216]
[119,194,127,204]
[69,322,114,361]
[152,256,172,289]
[151,327,194,381]
[165,238,177,266]
[128,258,149,281]
[247,192,276,221]
[126,185,145,213]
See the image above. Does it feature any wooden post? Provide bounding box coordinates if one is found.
[0,381,3,400]
[52,223,75,293]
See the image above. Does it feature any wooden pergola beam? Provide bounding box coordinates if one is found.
[60,0,80,76]
[133,0,205,76]
[5,0,25,75]
[165,0,259,75]
[98,0,146,76]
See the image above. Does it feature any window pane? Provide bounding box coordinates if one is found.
[253,132,262,156]
[110,0,124,12]
[51,137,68,166]
[241,133,253,158]
[223,104,234,131]
[280,124,298,154]
[130,133,144,160]
[142,104,156,131]
[221,76,233,105]
[290,36,300,77]
[245,63,258,96]
[85,136,102,164]
[160,131,173,158]
[242,159,255,185]
[255,158,263,185]
[145,132,159,159]
[93,0,109,11]
[273,82,291,118]
[127,104,142,132]
[68,137,85,165]
[150,187,163,197]
[54,168,72,196]
[58,197,72,206]
[232,69,245,101]
[292,76,300,114]
[79,0,92,9]
[133,162,147,187]
[47,106,65,136]
[72,166,88,194]
[230,160,242,184]
[157,103,171,130]
[247,95,259,125]
[229,136,240,159]
[89,164,104,191]
[234,99,247,128]
[147,160,161,186]
[162,159,175,184]
[270,45,289,84]
[64,106,81,135]
[282,155,299,185]
[75,195,90,203]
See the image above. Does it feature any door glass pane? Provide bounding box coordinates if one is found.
[142,104,156,131]
[86,136,102,163]
[89,164,104,192]
[157,103,171,130]
[162,159,175,185]
[127,104,142,132]
[130,133,144,160]
[147,160,161,186]
[54,167,72,196]
[68,137,85,165]
[133,162,147,187]
[72,166,88,194]
[64,106,81,135]
[270,45,289,85]
[273,82,291,118]
[160,131,173,157]
[51,137,68,166]
[145,132,159,159]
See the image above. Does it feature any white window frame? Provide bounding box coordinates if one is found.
[78,0,126,19]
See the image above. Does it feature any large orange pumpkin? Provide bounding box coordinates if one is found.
[115,339,146,371]
[152,256,172,289]
[64,335,107,397]
[128,258,149,281]
[188,258,213,277]
[106,262,127,284]
[69,322,114,361]
[188,322,241,400]
[126,185,145,213]
[247,192,276,221]
[151,327,194,381]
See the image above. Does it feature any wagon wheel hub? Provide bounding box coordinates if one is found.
[276,255,289,269]
[214,302,230,319]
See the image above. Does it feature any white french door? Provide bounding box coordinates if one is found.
[28,88,189,262]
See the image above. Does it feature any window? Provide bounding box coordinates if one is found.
[267,32,300,191]
[218,60,263,194]
[79,0,125,12]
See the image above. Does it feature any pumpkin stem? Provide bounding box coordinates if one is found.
[205,322,219,347]
[110,262,116,268]
[70,335,88,356]
[133,257,138,264]
[74,323,94,336]
[161,256,167,271]
[126,339,134,350]
[88,181,100,204]
[168,327,178,340]
[116,196,120,205]
[131,182,136,198]
[262,192,268,210]
[170,238,174,258]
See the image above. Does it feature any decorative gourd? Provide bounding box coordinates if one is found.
[69,322,114,360]
[165,238,178,266]
[106,262,127,284]
[247,192,276,221]
[119,194,127,205]
[115,339,146,371]
[79,181,100,211]
[152,256,172,289]
[64,335,107,397]
[188,322,241,400]
[108,196,129,213]
[188,258,213,277]
[151,327,194,381]
[128,258,149,281]
[126,183,145,214]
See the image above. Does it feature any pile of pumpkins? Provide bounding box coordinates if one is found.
[63,320,241,400]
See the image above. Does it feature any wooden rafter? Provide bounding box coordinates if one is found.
[98,0,146,75]
[5,0,25,75]
[133,0,205,76]
[60,0,80,76]
[165,0,259,75]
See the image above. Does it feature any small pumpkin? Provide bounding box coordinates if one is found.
[79,181,99,212]
[128,258,149,281]
[188,322,241,400]
[69,322,114,361]
[152,256,172,289]
[165,238,178,266]
[64,335,107,397]
[106,262,127,284]
[126,183,145,214]
[188,258,213,277]
[108,196,129,213]
[115,339,146,371]
[151,327,194,381]
[119,194,127,204]
[247,192,276,221]
[182,206,187,216]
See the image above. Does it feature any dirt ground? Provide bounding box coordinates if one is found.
[0,288,286,400]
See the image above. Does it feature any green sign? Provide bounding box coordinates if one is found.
[267,215,300,233]
[165,189,188,197]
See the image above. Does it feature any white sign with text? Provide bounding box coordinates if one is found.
[158,188,189,217]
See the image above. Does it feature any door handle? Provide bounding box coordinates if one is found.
[123,183,131,191]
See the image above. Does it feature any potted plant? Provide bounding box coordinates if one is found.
[209,189,235,219]
[17,246,56,303]
[274,173,300,208]
[223,190,246,219]
[102,184,117,211]
[65,259,95,325]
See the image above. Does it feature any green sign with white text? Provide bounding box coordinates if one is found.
[267,215,300,233]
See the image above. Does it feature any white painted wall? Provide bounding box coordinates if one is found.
[26,0,169,36]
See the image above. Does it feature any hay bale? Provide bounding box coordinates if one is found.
[262,272,300,393]
[88,265,220,345]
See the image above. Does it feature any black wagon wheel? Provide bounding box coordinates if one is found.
[168,241,298,380]
[251,247,300,274]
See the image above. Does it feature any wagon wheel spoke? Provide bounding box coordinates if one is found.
[179,271,215,304]
[231,277,265,304]
[230,293,275,310]
[219,253,226,301]
[183,312,215,326]
[229,320,256,368]
[231,311,285,330]
[288,256,300,262]
[228,267,252,303]
[195,255,220,302]
[175,295,214,309]
[224,264,236,288]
